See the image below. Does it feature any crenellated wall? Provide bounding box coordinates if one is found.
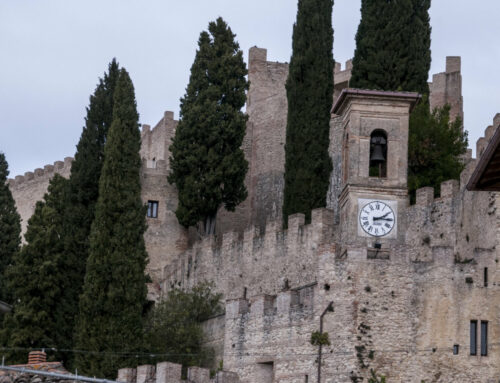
[157,115,500,382]
[8,156,73,237]
[117,362,240,383]
[162,208,336,301]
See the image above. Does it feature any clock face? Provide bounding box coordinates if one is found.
[358,200,395,237]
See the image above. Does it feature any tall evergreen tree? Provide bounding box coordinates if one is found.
[350,0,431,95]
[168,18,249,235]
[408,99,468,201]
[0,153,21,303]
[59,59,120,365]
[75,69,148,378]
[0,175,68,363]
[282,0,334,225]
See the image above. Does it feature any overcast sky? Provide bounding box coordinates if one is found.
[1,1,499,177]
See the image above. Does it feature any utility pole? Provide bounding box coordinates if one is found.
[318,301,334,383]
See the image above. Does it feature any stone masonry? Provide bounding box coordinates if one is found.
[7,44,498,382]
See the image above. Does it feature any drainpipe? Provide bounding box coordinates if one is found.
[318,301,334,383]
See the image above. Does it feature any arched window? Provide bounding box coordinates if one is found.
[369,130,387,178]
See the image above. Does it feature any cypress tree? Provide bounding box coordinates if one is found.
[350,0,431,95]
[282,0,334,225]
[75,69,148,378]
[0,153,21,304]
[58,59,120,365]
[0,175,68,363]
[168,18,249,235]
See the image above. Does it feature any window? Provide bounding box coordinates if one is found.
[470,320,477,355]
[484,267,488,287]
[453,344,459,355]
[369,130,387,178]
[147,200,159,218]
[481,321,488,356]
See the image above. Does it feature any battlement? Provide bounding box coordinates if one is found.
[226,283,315,321]
[161,208,335,299]
[475,113,500,159]
[117,362,240,383]
[429,56,464,123]
[334,59,353,74]
[140,110,177,170]
[7,157,73,188]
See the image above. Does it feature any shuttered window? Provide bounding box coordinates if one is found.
[470,320,477,355]
[481,321,488,356]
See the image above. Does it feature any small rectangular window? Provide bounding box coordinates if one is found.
[147,200,159,218]
[453,344,459,355]
[481,321,488,356]
[484,267,488,287]
[470,320,477,355]
[305,375,309,383]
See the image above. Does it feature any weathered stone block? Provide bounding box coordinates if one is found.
[476,136,487,158]
[277,290,299,313]
[136,365,155,383]
[440,180,459,199]
[117,368,136,383]
[187,367,210,383]
[446,56,461,73]
[250,294,275,317]
[226,298,249,319]
[494,113,500,128]
[24,172,34,181]
[485,125,495,141]
[156,362,181,383]
[416,187,434,206]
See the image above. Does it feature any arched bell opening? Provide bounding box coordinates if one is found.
[369,130,387,178]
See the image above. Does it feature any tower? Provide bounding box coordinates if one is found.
[332,89,420,248]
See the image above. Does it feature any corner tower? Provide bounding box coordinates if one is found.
[332,89,420,247]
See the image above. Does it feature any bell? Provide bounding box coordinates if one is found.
[370,137,386,163]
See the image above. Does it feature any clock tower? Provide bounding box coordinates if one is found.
[332,89,420,247]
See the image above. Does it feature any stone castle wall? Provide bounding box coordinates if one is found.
[139,112,188,296]
[158,114,500,381]
[8,157,73,236]
[429,56,464,123]
[117,362,240,383]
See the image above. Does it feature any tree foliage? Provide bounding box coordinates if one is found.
[408,100,468,202]
[168,18,249,235]
[0,153,21,303]
[282,0,334,225]
[144,282,222,369]
[350,0,431,95]
[0,175,68,363]
[75,69,148,378]
[60,59,120,366]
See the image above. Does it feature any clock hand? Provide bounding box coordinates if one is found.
[373,216,393,222]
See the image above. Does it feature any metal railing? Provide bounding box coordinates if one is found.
[0,364,123,383]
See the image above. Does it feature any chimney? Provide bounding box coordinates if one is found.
[28,351,47,364]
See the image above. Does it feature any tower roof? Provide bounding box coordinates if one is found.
[331,88,421,115]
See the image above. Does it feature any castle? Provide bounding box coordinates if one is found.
[8,47,500,382]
